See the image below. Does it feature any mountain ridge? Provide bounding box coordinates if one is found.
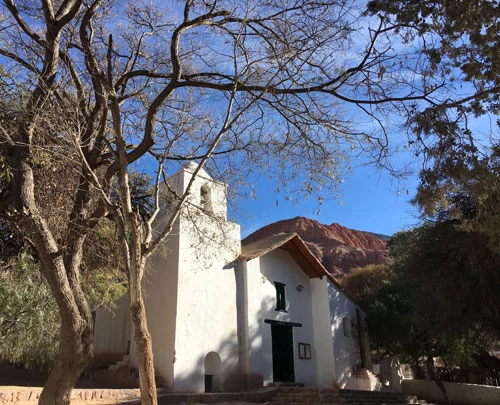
[243,216,391,277]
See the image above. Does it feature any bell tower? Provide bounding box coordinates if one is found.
[166,161,229,221]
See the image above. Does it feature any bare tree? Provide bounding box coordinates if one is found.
[0,1,438,404]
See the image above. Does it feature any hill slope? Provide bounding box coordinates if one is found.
[243,216,390,277]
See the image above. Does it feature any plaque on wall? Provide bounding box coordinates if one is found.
[298,342,311,359]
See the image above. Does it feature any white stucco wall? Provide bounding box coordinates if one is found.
[328,280,362,387]
[403,379,500,405]
[94,294,131,357]
[157,164,242,392]
[172,213,241,392]
[178,163,229,221]
[131,220,181,389]
[311,277,337,387]
[96,164,241,392]
[245,257,265,386]
[246,249,319,387]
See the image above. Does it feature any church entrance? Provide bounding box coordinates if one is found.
[271,324,295,382]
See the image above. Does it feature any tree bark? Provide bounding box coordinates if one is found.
[37,248,94,405]
[129,253,157,405]
[8,139,94,405]
[38,296,93,405]
[130,297,157,405]
[426,353,436,381]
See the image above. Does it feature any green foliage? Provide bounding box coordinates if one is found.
[0,252,59,369]
[368,0,500,99]
[82,218,127,312]
[368,2,500,231]
[0,218,128,368]
[343,222,500,370]
[414,143,500,253]
[340,264,392,311]
[0,167,154,368]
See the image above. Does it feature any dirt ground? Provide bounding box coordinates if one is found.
[0,361,259,405]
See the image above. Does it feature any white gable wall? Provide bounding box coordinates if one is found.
[328,280,362,387]
[246,249,318,386]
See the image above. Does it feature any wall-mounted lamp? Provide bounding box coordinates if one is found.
[296,284,304,292]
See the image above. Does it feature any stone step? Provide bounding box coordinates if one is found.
[116,354,130,367]
[274,400,417,403]
[268,400,418,405]
[269,388,431,405]
[275,393,419,401]
[276,391,415,396]
[268,401,432,404]
[274,396,419,404]
[107,354,130,371]
[276,395,417,402]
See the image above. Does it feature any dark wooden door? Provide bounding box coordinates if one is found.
[271,324,295,382]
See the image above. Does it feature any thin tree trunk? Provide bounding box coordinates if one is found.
[130,298,157,405]
[428,353,449,402]
[426,353,436,380]
[127,231,157,405]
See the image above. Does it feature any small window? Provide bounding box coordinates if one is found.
[274,282,286,312]
[200,184,212,213]
[342,316,350,337]
[298,343,312,360]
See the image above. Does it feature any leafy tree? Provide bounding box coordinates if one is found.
[339,264,391,311]
[367,0,500,116]
[343,223,500,377]
[341,262,419,366]
[413,143,500,253]
[362,4,500,372]
[0,1,442,404]
[0,170,153,368]
[0,219,127,369]
[0,252,59,369]
[367,1,500,240]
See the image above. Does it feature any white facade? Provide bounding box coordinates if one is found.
[93,163,364,392]
[328,280,363,387]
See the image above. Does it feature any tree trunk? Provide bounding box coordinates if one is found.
[9,155,94,405]
[36,253,94,405]
[38,310,93,405]
[428,353,449,402]
[426,353,436,381]
[130,294,157,405]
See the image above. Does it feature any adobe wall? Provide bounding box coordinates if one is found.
[402,379,500,405]
[327,280,362,387]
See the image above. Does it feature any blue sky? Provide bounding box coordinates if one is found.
[235,160,421,239]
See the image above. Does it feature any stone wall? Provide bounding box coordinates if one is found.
[0,388,140,404]
[402,379,500,405]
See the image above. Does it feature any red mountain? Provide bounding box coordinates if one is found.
[243,216,390,277]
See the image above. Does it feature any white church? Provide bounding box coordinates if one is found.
[93,163,369,392]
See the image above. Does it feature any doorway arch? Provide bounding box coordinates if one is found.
[204,351,222,392]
